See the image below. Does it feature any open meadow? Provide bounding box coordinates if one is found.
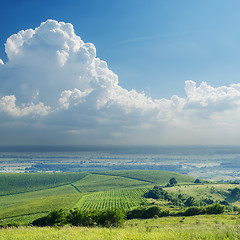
[0,214,239,240]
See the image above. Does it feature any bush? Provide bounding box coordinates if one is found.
[184,197,195,207]
[144,186,165,199]
[205,203,224,214]
[229,188,240,200]
[67,209,97,227]
[180,203,224,216]
[143,206,161,219]
[194,179,201,183]
[127,206,170,219]
[169,178,177,186]
[32,209,66,227]
[126,208,145,219]
[219,200,229,206]
[97,209,125,227]
[32,208,125,228]
[182,207,204,216]
[203,198,214,205]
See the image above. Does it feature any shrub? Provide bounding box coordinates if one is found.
[203,198,214,205]
[143,206,161,219]
[184,197,195,207]
[127,206,170,219]
[97,209,125,227]
[144,186,165,199]
[169,178,177,186]
[205,203,224,214]
[194,179,201,183]
[32,208,125,228]
[67,209,97,227]
[229,187,240,200]
[32,209,66,227]
[182,207,204,216]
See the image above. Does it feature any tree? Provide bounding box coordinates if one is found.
[205,203,224,214]
[184,197,195,207]
[169,177,177,186]
[230,187,240,200]
[194,179,201,184]
[32,209,66,227]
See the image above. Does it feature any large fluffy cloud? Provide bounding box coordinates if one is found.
[1,19,240,145]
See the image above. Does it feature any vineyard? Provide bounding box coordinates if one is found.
[0,170,195,225]
[74,187,149,210]
[0,172,89,196]
[95,170,195,184]
[72,174,149,193]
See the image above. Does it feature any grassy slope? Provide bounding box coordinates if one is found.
[167,183,240,207]
[1,170,240,239]
[0,172,89,195]
[0,170,195,224]
[94,170,195,184]
[73,174,149,193]
[0,185,80,220]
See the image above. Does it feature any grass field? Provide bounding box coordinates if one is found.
[0,214,239,239]
[167,183,240,207]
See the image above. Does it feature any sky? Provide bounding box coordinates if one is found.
[1,0,240,145]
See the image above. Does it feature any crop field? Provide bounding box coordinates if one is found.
[0,169,240,239]
[0,172,89,195]
[72,174,149,193]
[74,187,149,210]
[0,170,194,224]
[0,185,80,220]
[95,170,195,184]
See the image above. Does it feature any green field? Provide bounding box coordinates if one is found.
[0,170,194,224]
[74,187,149,210]
[93,170,195,184]
[167,183,240,207]
[0,172,89,196]
[0,170,240,239]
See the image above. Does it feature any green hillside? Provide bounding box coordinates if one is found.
[0,170,195,224]
[167,183,240,207]
[72,174,149,193]
[0,172,89,196]
[93,170,195,184]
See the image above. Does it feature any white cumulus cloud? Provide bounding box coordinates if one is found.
[0,19,240,145]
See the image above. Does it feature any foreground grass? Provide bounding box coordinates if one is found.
[0,215,239,240]
[0,224,239,240]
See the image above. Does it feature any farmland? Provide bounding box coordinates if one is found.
[0,170,195,225]
[0,172,89,195]
[74,187,149,210]
[0,169,240,239]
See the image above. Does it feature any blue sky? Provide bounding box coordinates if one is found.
[1,0,240,98]
[1,0,240,145]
